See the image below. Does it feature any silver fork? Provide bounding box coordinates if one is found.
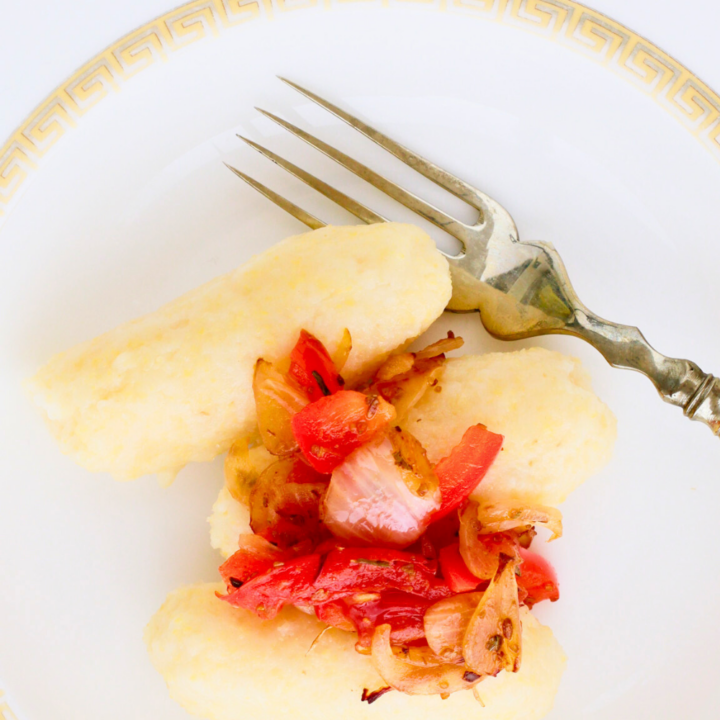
[226,78,720,437]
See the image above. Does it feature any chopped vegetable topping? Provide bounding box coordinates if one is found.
[322,438,440,547]
[438,542,482,593]
[433,424,504,521]
[515,547,560,608]
[289,329,345,402]
[291,390,396,473]
[219,330,561,700]
[253,359,309,456]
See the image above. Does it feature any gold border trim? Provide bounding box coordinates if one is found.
[2,0,720,225]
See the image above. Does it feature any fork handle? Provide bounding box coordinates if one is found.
[568,308,720,436]
[455,239,720,437]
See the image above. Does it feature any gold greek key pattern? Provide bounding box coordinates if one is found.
[2,0,720,224]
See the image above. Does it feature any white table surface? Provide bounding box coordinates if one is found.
[2,0,720,143]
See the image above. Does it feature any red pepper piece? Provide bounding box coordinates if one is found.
[516,547,560,608]
[219,534,288,591]
[349,591,433,651]
[291,390,396,473]
[312,548,451,604]
[433,424,504,521]
[220,554,321,619]
[289,330,344,402]
[438,542,482,593]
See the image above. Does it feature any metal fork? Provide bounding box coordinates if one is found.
[225,78,720,437]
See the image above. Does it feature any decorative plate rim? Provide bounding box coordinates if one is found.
[1,0,720,230]
[0,2,718,717]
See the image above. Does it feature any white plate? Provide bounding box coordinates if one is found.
[1,2,719,719]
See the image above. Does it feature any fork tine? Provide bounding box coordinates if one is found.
[278,77,485,211]
[224,163,325,230]
[236,135,387,225]
[256,108,470,241]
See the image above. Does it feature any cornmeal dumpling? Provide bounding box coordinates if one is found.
[407,348,617,506]
[209,347,616,558]
[145,583,566,720]
[28,224,451,482]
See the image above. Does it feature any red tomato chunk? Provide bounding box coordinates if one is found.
[318,591,433,651]
[433,425,504,521]
[220,554,321,619]
[438,542,482,593]
[219,534,287,589]
[516,547,560,608]
[312,548,452,604]
[289,330,344,402]
[291,390,396,473]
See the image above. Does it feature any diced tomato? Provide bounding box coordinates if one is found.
[219,535,287,591]
[315,600,356,632]
[316,591,432,650]
[289,330,344,402]
[433,425,504,521]
[312,548,451,604]
[220,554,321,620]
[291,390,396,473]
[438,542,482,593]
[424,511,461,552]
[516,547,559,608]
[348,591,432,650]
[313,537,352,556]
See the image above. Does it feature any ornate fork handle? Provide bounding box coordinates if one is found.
[570,308,720,434]
[450,238,720,436]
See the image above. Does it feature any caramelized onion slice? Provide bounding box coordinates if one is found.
[463,561,522,677]
[372,334,464,420]
[331,328,353,373]
[388,426,440,500]
[371,624,483,696]
[477,501,563,541]
[323,439,440,548]
[253,359,309,456]
[224,438,274,504]
[374,357,445,422]
[392,643,451,667]
[459,503,519,580]
[249,457,328,548]
[375,353,416,382]
[424,592,484,663]
[414,334,464,360]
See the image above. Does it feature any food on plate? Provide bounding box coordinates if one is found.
[27,223,451,483]
[145,583,565,720]
[407,349,616,505]
[149,329,615,719]
[210,347,616,558]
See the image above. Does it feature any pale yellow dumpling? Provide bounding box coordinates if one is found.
[406,348,617,506]
[28,224,451,482]
[208,348,617,558]
[145,583,566,720]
